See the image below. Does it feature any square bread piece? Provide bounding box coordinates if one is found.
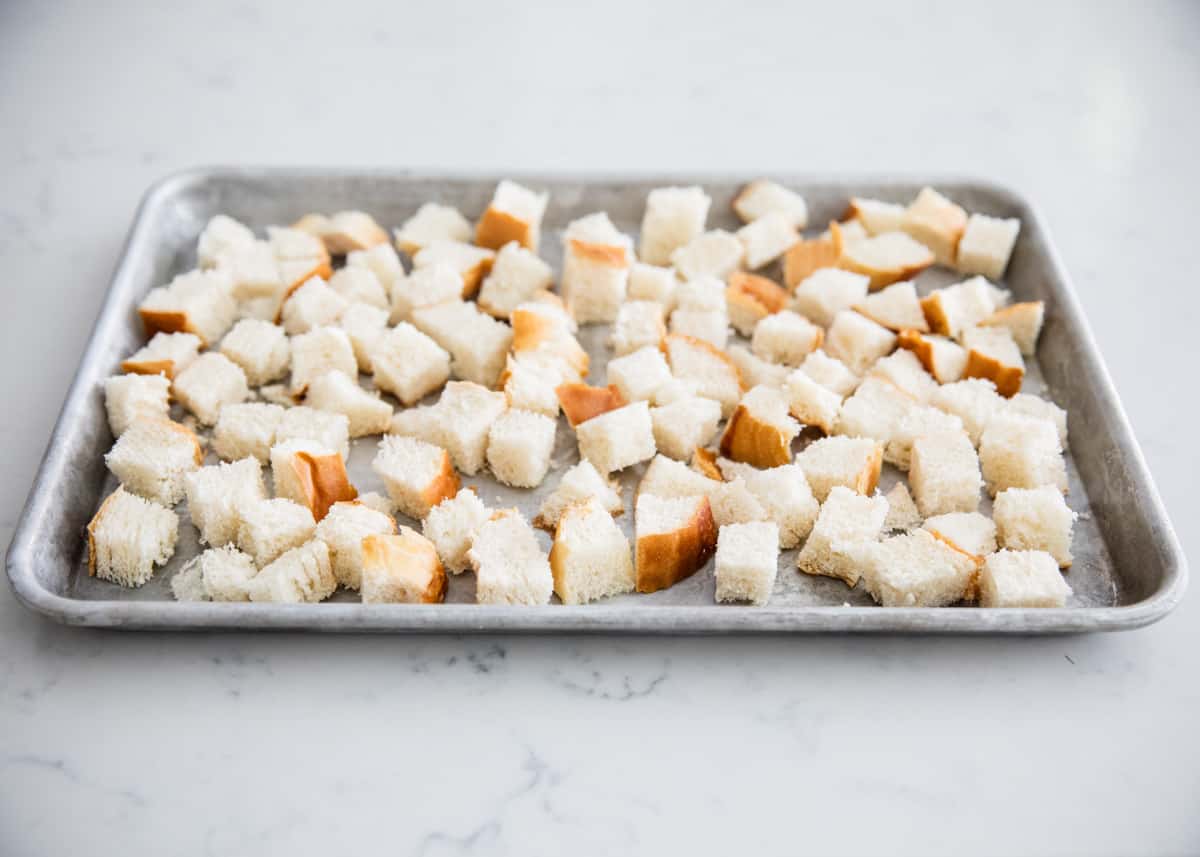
[896,330,968,384]
[728,345,789,390]
[751,310,823,367]
[315,500,397,589]
[607,345,672,403]
[651,396,722,461]
[885,405,966,471]
[212,402,285,462]
[550,497,636,605]
[534,459,624,530]
[413,240,495,297]
[304,370,392,437]
[184,457,266,547]
[837,230,935,291]
[978,549,1071,608]
[979,302,1044,360]
[635,493,717,594]
[411,300,513,387]
[797,435,882,502]
[475,180,549,253]
[122,331,201,378]
[372,435,460,520]
[836,377,916,445]
[576,401,657,474]
[670,229,744,282]
[720,385,799,469]
[715,521,780,606]
[557,381,627,428]
[337,302,389,373]
[104,373,170,438]
[782,235,841,290]
[922,511,997,564]
[669,307,728,349]
[469,509,554,605]
[920,276,1007,340]
[793,268,870,327]
[431,381,509,475]
[171,545,257,602]
[853,281,929,332]
[268,225,333,295]
[236,497,317,567]
[795,485,888,586]
[733,180,808,227]
[510,302,589,379]
[707,476,769,529]
[930,378,1005,445]
[847,198,907,235]
[105,418,202,506]
[275,405,351,460]
[993,486,1076,568]
[501,352,564,417]
[87,486,179,587]
[611,301,667,357]
[868,349,938,403]
[884,482,922,531]
[246,539,336,604]
[663,334,743,417]
[487,409,557,488]
[370,322,452,405]
[1005,393,1068,446]
[799,349,860,398]
[726,271,790,337]
[346,242,405,292]
[957,214,1021,280]
[328,266,388,309]
[824,310,897,375]
[393,202,472,256]
[909,429,982,516]
[477,241,554,318]
[219,318,290,386]
[299,210,389,255]
[138,269,236,346]
[280,277,349,336]
[638,454,719,499]
[718,459,819,548]
[901,187,968,267]
[561,213,633,324]
[784,369,841,435]
[198,214,255,268]
[979,412,1067,496]
[854,528,979,607]
[360,528,447,604]
[172,352,249,425]
[270,439,358,522]
[627,262,677,309]
[962,325,1025,397]
[389,263,464,323]
[639,186,711,265]
[288,326,357,397]
[423,489,491,574]
[736,211,799,270]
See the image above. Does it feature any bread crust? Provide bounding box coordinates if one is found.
[662,334,744,392]
[511,308,590,377]
[635,496,717,593]
[568,238,631,268]
[838,227,935,291]
[964,350,1023,398]
[919,294,952,336]
[120,358,176,379]
[691,447,723,481]
[86,489,122,576]
[421,450,461,516]
[326,223,389,256]
[727,271,789,313]
[362,531,447,603]
[281,257,333,299]
[475,207,534,252]
[138,308,195,343]
[291,450,359,521]
[556,383,626,427]
[719,404,793,468]
[856,443,884,495]
[897,329,959,383]
[782,235,840,289]
[459,257,494,298]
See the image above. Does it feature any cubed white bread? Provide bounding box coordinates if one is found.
[669,308,728,348]
[979,301,1044,357]
[288,326,357,397]
[219,318,290,386]
[171,545,256,602]
[246,539,336,603]
[957,214,1021,280]
[468,509,553,605]
[670,229,744,281]
[867,349,938,403]
[847,198,907,235]
[423,488,491,573]
[356,491,394,516]
[214,240,283,300]
[413,240,495,297]
[346,242,405,291]
[706,477,767,528]
[896,330,968,383]
[371,434,459,520]
[267,226,334,295]
[979,413,1067,496]
[853,281,928,332]
[782,235,842,290]
[627,262,677,309]
[750,310,823,367]
[561,222,632,324]
[275,405,351,459]
[796,435,883,503]
[930,378,1005,445]
[411,300,513,387]
[87,486,179,587]
[389,264,464,324]
[138,269,236,346]
[510,302,589,379]
[909,429,982,516]
[304,370,392,437]
[993,486,1076,568]
[576,401,657,474]
[885,405,966,470]
[236,497,317,567]
[884,482,922,531]
[728,345,790,390]
[486,409,556,488]
[501,353,563,417]
[198,214,256,268]
[550,497,636,605]
[650,396,722,461]
[237,293,286,324]
[172,352,249,425]
[793,268,870,328]
[901,187,968,266]
[726,272,789,337]
[719,385,799,468]
[394,203,472,256]
[360,528,447,603]
[314,500,398,589]
[121,331,201,378]
[477,242,554,318]
[535,460,624,531]
[922,511,997,566]
[799,349,860,398]
[978,549,1070,608]
[838,230,935,291]
[104,417,202,505]
[836,377,916,445]
[737,211,799,270]
[639,186,711,265]
[212,402,285,462]
[606,347,671,404]
[715,521,780,606]
[328,266,389,310]
[795,485,887,585]
[651,377,702,406]
[475,180,549,253]
[962,325,1025,397]
[781,369,839,435]
[338,301,389,372]
[825,310,897,375]
[853,528,978,606]
[369,322,452,405]
[280,277,349,335]
[430,381,508,475]
[1006,394,1068,446]
[104,373,170,437]
[184,457,265,547]
[310,211,389,255]
[635,493,717,593]
[733,180,808,228]
[920,276,1006,340]
[663,334,743,417]
[670,274,728,313]
[719,459,818,548]
[270,438,357,521]
[610,301,667,356]
[638,454,719,500]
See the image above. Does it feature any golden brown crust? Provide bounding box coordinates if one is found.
[291,451,358,522]
[120,358,176,379]
[556,383,626,427]
[86,489,123,576]
[782,236,840,289]
[857,443,884,495]
[964,350,1023,398]
[326,222,389,256]
[568,238,630,268]
[691,447,724,481]
[459,256,494,298]
[719,404,792,468]
[897,329,959,383]
[281,257,333,299]
[919,294,951,335]
[474,207,534,252]
[926,529,986,569]
[727,271,789,314]
[839,242,935,291]
[510,309,590,377]
[635,496,717,593]
[419,451,461,516]
[138,308,195,343]
[361,530,447,603]
[662,334,745,392]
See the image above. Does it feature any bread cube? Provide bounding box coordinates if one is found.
[104,372,170,437]
[236,498,317,567]
[170,352,249,425]
[725,271,789,337]
[728,345,790,390]
[431,381,508,475]
[783,369,841,434]
[270,438,357,521]
[627,262,677,308]
[978,549,1070,608]
[737,211,798,269]
[796,485,887,585]
[198,214,255,268]
[105,418,202,505]
[328,266,389,310]
[853,281,928,332]
[885,405,965,470]
[562,213,633,324]
[635,493,717,593]
[751,310,823,367]
[962,325,1025,397]
[669,308,728,349]
[930,378,1005,445]
[337,301,389,373]
[87,486,179,587]
[979,301,1044,357]
[884,482,922,531]
[920,276,1006,339]
[303,370,391,437]
[301,211,389,255]
[825,310,897,375]
[219,318,290,386]
[475,180,549,253]
[372,435,459,520]
[346,242,405,292]
[368,322,451,406]
[796,435,882,502]
[534,460,624,530]
[957,214,1020,280]
[896,330,968,384]
[868,350,938,404]
[733,180,808,227]
[719,460,819,548]
[663,334,743,417]
[922,511,997,564]
[901,187,968,266]
[275,405,351,460]
[706,477,768,528]
[715,521,779,606]
[501,353,563,417]
[638,454,720,500]
[356,491,394,516]
[1006,393,1068,446]
[486,409,556,488]
[510,302,589,379]
[670,229,744,281]
[171,545,256,602]
[979,413,1067,496]
[394,202,472,256]
[213,239,283,301]
[138,269,236,346]
[576,401,657,474]
[122,331,201,378]
[550,497,636,605]
[639,186,711,265]
[413,240,495,297]
[611,301,666,356]
[799,349,859,397]
[836,377,915,444]
[847,198,906,235]
[246,539,335,603]
[838,230,935,290]
[360,529,447,603]
[909,429,982,516]
[212,402,284,462]
[468,509,553,605]
[782,236,841,289]
[388,263,463,324]
[314,500,397,589]
[854,528,978,606]
[280,277,349,335]
[288,325,356,396]
[185,457,266,547]
[719,385,799,468]
[793,269,869,327]
[411,300,513,387]
[477,241,554,318]
[267,226,333,295]
[423,489,490,573]
[651,396,722,461]
[993,486,1075,568]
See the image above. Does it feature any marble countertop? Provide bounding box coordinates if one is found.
[2,1,1197,854]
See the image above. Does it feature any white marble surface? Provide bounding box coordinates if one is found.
[1,1,1198,854]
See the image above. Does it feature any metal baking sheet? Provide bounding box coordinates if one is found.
[5,169,1187,632]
